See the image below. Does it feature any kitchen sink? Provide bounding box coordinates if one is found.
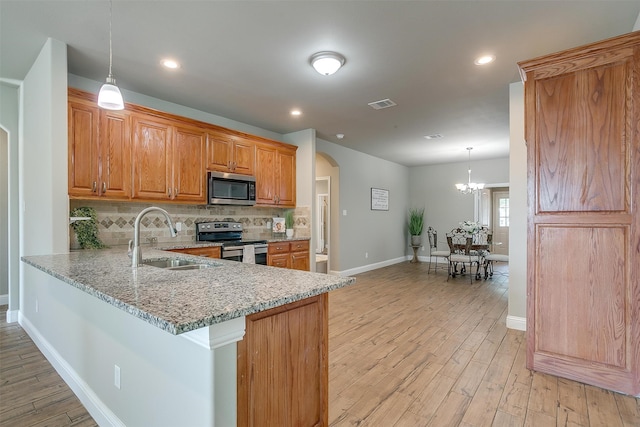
[141,258,214,271]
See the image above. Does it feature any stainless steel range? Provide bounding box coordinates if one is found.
[196,221,268,265]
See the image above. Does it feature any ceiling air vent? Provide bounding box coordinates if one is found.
[368,98,397,110]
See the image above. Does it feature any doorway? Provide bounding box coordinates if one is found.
[315,177,330,273]
[491,189,509,256]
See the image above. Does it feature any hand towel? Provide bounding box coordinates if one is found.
[242,245,255,264]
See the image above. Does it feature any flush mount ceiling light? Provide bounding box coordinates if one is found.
[310,51,346,76]
[97,0,124,110]
[424,133,443,140]
[161,59,180,69]
[474,54,496,65]
[455,147,485,194]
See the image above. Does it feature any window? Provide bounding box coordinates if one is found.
[498,197,509,227]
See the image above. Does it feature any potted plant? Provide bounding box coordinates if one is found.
[284,210,295,239]
[408,208,425,246]
[70,206,106,249]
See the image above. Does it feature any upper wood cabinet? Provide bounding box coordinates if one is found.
[132,114,205,203]
[68,88,296,207]
[255,143,296,207]
[519,31,640,396]
[206,131,255,175]
[68,96,130,199]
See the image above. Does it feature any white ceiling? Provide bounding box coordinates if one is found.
[2,1,639,166]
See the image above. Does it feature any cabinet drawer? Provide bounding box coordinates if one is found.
[168,246,221,258]
[268,242,290,254]
[290,240,309,252]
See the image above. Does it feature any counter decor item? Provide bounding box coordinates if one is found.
[70,206,106,249]
[284,210,295,238]
[272,217,285,237]
[408,208,425,246]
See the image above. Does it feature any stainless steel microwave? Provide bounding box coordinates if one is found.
[207,171,256,206]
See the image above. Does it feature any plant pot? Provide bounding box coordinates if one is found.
[286,229,294,239]
[411,235,422,246]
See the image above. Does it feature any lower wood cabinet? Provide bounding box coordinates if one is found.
[237,293,328,427]
[166,246,221,258]
[268,240,310,271]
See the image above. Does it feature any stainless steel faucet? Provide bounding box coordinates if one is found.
[129,207,177,268]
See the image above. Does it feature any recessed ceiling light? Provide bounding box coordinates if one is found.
[474,55,495,66]
[161,59,180,69]
[290,109,301,116]
[424,134,443,140]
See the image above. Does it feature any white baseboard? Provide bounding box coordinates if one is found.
[0,294,7,305]
[6,309,19,323]
[336,256,408,277]
[506,315,526,331]
[18,312,125,427]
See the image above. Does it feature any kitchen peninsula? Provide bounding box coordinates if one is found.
[21,248,355,427]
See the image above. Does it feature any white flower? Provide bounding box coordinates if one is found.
[460,220,480,234]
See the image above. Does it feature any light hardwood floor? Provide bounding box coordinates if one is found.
[1,261,638,426]
[328,262,640,426]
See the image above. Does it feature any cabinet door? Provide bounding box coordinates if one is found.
[173,126,205,202]
[68,100,99,197]
[519,33,640,395]
[290,251,309,271]
[237,294,328,427]
[232,137,255,175]
[206,131,233,172]
[255,144,277,205]
[268,253,290,269]
[132,115,172,200]
[276,148,296,207]
[99,110,130,199]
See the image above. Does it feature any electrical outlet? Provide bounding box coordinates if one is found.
[35,299,39,313]
[114,365,121,389]
[365,252,369,259]
[343,210,347,216]
[175,222,182,232]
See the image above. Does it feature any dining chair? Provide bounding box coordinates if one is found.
[427,227,450,274]
[483,253,509,279]
[446,228,481,283]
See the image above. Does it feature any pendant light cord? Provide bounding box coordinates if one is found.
[108,0,113,78]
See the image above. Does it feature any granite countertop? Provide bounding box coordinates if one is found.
[21,248,354,335]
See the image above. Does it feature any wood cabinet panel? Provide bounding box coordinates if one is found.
[268,241,310,271]
[132,116,172,200]
[255,144,277,205]
[167,246,221,258]
[68,101,99,197]
[277,148,296,207]
[100,110,130,198]
[237,294,328,427]
[173,126,205,202]
[233,138,255,175]
[519,31,640,395]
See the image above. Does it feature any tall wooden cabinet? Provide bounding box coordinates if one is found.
[68,93,130,199]
[519,31,640,396]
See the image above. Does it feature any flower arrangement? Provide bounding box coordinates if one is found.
[460,220,480,235]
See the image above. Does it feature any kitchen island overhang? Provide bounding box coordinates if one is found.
[20,248,355,427]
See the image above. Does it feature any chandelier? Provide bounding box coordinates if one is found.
[455,147,485,194]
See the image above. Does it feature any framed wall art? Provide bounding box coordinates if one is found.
[371,188,389,211]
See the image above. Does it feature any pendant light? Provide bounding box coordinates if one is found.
[455,147,485,194]
[97,0,124,110]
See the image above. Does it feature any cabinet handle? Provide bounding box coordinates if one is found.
[168,188,172,197]
[102,182,107,193]
[92,181,97,193]
[175,188,179,197]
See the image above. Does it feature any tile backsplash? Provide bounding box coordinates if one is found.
[69,200,310,249]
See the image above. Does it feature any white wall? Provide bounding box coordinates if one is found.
[316,138,410,273]
[0,81,21,316]
[508,82,527,327]
[0,128,8,302]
